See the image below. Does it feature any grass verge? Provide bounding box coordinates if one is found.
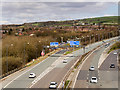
[108,41,120,53]
[64,80,70,88]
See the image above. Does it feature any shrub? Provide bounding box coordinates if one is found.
[2,56,23,74]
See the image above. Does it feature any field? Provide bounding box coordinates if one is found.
[80,16,118,24]
[1,16,119,75]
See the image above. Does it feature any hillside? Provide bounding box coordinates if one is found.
[2,16,118,28]
[22,16,118,27]
[79,16,118,24]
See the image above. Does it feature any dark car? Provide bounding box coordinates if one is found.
[110,64,115,68]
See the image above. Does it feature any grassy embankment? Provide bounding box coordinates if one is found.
[108,41,120,53]
[108,41,120,70]
[1,16,119,75]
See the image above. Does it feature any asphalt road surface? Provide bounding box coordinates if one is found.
[1,50,67,88]
[98,50,118,88]
[1,37,118,89]
[31,55,80,88]
[74,43,119,89]
[75,45,106,88]
[31,39,116,88]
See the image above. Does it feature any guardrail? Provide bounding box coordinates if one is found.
[65,40,117,89]
[1,37,118,80]
[64,50,92,90]
[64,45,102,89]
[0,66,23,79]
[59,47,95,89]
[0,48,62,80]
[118,51,120,71]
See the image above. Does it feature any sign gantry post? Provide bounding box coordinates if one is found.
[69,41,80,57]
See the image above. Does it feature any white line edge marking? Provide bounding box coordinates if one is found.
[29,54,67,88]
[72,44,102,88]
[58,56,80,88]
[3,37,117,88]
[3,53,56,88]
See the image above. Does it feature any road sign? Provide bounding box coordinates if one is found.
[50,42,59,46]
[70,45,73,47]
[41,51,44,56]
[47,46,50,48]
[67,41,70,43]
[70,41,80,45]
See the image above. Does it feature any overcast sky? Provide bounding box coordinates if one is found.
[1,1,118,25]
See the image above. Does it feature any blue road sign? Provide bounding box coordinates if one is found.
[70,45,73,47]
[70,41,74,46]
[70,41,80,46]
[50,42,59,46]
[74,41,80,45]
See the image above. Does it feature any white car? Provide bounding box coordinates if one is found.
[110,64,115,68]
[49,82,57,89]
[113,52,117,55]
[29,73,36,78]
[63,59,67,63]
[89,66,95,71]
[90,77,97,83]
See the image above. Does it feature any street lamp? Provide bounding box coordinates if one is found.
[91,34,94,43]
[119,30,120,38]
[94,34,97,42]
[87,35,89,44]
[6,43,13,73]
[36,40,41,59]
[82,36,84,44]
[99,34,101,41]
[79,38,81,48]
[61,37,63,43]
[23,42,29,67]
[102,33,104,40]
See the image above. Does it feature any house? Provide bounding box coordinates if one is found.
[29,34,35,37]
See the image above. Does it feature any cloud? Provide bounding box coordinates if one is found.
[104,14,116,16]
[1,2,118,24]
[2,0,120,2]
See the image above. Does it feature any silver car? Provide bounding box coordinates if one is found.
[90,77,97,83]
[49,82,57,89]
[89,66,95,71]
[63,59,67,63]
[29,73,36,78]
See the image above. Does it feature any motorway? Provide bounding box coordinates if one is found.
[1,37,118,89]
[74,42,119,89]
[98,50,118,88]
[1,49,67,88]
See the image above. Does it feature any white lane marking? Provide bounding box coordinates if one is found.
[3,56,50,88]
[87,77,89,80]
[3,52,58,88]
[29,55,66,88]
[29,66,54,88]
[117,53,119,64]
[1,52,55,81]
[72,37,117,88]
[3,37,118,88]
[72,45,102,88]
[58,56,79,88]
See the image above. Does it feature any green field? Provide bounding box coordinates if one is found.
[18,16,119,27]
[80,16,118,24]
[32,23,39,26]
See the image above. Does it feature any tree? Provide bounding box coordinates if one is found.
[10,28,13,32]
[8,30,11,35]
[22,28,25,32]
